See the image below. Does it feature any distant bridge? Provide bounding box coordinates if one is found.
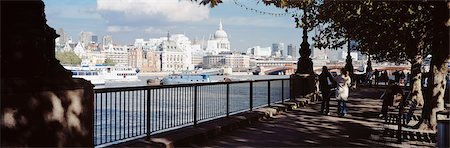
[260,64,411,75]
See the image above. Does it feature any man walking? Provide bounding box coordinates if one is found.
[319,66,334,115]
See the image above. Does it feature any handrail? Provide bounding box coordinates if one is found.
[94,78,290,92]
[93,78,291,147]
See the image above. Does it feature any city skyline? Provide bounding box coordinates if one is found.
[43,0,321,51]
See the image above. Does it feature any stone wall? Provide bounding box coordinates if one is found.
[1,1,94,147]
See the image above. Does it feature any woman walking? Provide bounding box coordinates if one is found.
[335,68,351,116]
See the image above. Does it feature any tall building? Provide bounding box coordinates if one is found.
[247,46,271,57]
[102,35,113,46]
[91,35,98,44]
[205,20,231,55]
[80,31,93,46]
[272,43,284,57]
[312,46,328,60]
[56,28,68,45]
[287,44,298,58]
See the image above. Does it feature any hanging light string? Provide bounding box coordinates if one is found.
[232,0,299,17]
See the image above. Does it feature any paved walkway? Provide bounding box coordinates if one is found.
[190,87,436,147]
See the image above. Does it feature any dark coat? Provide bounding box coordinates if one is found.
[319,71,334,92]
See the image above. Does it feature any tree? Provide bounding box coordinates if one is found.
[199,0,448,129]
[420,2,449,130]
[315,1,435,107]
[55,51,81,66]
[315,1,448,130]
[103,58,116,66]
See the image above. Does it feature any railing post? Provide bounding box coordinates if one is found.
[268,80,271,107]
[194,85,198,125]
[282,80,285,104]
[226,83,230,117]
[146,89,151,137]
[250,81,253,111]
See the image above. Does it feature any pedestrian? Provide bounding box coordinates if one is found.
[365,69,373,86]
[382,70,389,85]
[379,80,403,118]
[405,72,410,86]
[399,71,406,85]
[374,69,380,86]
[319,66,335,115]
[335,68,351,116]
[393,70,400,84]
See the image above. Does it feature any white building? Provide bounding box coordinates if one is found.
[341,51,359,61]
[103,44,128,66]
[205,20,231,55]
[158,39,193,71]
[247,46,272,57]
[203,52,250,71]
[312,47,328,60]
[73,42,86,57]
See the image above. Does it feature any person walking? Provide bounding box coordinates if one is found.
[365,69,373,86]
[319,66,335,115]
[405,72,410,87]
[382,70,389,85]
[335,68,351,116]
[374,69,380,86]
[399,71,406,85]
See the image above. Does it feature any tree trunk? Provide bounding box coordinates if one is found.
[410,54,424,106]
[420,56,448,130]
[418,2,449,130]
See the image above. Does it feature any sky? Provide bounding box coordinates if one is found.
[44,0,319,52]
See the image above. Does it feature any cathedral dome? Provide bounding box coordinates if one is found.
[214,20,228,39]
[214,30,228,39]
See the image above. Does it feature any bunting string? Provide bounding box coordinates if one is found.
[232,0,299,17]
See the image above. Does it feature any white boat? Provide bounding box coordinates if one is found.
[98,66,139,82]
[70,69,106,85]
[65,65,139,83]
[160,74,212,85]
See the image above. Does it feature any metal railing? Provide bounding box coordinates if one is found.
[93,78,290,147]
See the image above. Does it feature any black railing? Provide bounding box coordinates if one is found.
[93,78,290,147]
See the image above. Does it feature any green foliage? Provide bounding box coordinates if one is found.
[103,58,116,66]
[313,1,445,64]
[55,51,81,66]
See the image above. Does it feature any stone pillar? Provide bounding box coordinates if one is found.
[1,1,94,147]
[290,9,316,100]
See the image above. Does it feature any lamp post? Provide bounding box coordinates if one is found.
[296,8,313,74]
[290,6,316,100]
[344,38,354,75]
[366,54,373,72]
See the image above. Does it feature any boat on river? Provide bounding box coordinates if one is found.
[65,65,139,84]
[160,74,212,85]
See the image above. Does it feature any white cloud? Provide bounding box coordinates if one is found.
[97,0,209,22]
[106,26,135,32]
[144,27,166,34]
